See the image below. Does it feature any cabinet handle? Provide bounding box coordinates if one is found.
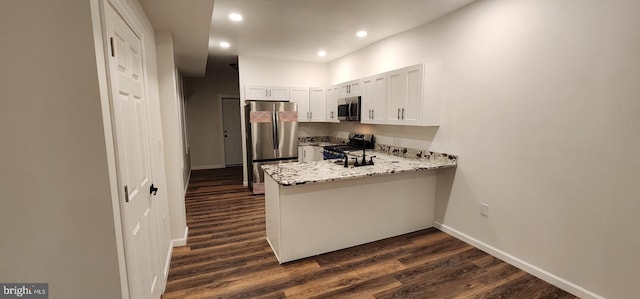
[310,111,313,119]
[397,108,401,120]
[402,108,405,120]
[372,109,375,119]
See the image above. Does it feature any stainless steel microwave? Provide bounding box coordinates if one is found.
[337,96,361,121]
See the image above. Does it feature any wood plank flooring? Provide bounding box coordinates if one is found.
[163,167,578,298]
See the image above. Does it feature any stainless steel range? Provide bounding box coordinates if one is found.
[323,133,374,160]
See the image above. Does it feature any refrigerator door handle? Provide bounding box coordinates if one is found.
[272,110,279,150]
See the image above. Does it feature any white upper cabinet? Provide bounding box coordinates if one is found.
[309,87,327,122]
[339,79,362,97]
[361,74,387,125]
[289,87,309,122]
[421,63,443,126]
[386,64,423,126]
[325,86,339,123]
[290,87,327,122]
[245,85,289,101]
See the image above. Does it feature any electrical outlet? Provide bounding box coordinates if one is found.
[481,203,489,217]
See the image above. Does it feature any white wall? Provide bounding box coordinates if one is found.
[0,1,123,298]
[184,71,240,169]
[238,56,329,183]
[330,0,640,298]
[156,32,188,243]
[299,123,331,137]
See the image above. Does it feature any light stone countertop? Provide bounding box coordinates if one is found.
[297,141,342,147]
[262,150,457,186]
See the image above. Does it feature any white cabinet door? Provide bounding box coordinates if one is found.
[339,79,362,97]
[309,88,327,122]
[313,146,324,161]
[403,65,423,125]
[269,86,289,100]
[349,80,362,96]
[386,70,406,125]
[246,85,269,100]
[289,87,309,122]
[325,86,339,123]
[245,85,290,100]
[299,146,313,162]
[386,64,423,126]
[361,75,387,124]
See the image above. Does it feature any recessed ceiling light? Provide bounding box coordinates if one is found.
[229,13,243,22]
[317,50,327,57]
[219,41,230,48]
[356,30,368,38]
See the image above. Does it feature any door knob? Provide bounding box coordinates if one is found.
[150,184,159,195]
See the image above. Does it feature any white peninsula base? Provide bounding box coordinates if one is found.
[265,170,437,263]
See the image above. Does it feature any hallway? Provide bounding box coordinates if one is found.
[162,167,576,298]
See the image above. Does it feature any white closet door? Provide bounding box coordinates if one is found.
[105,4,161,299]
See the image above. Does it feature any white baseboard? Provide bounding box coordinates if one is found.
[171,226,189,247]
[433,222,604,299]
[162,244,172,292]
[191,164,225,170]
[184,170,191,196]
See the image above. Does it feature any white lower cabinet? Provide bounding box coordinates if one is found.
[298,145,323,162]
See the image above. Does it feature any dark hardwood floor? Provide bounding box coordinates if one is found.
[163,167,578,298]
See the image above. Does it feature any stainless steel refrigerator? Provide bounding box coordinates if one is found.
[245,101,298,194]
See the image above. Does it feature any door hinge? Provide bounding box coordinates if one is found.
[124,185,129,203]
[109,37,115,57]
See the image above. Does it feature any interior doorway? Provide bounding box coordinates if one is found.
[221,97,243,166]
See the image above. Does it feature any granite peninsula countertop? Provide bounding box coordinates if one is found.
[262,151,457,186]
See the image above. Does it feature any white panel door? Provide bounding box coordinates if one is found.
[105,4,161,299]
[222,98,243,166]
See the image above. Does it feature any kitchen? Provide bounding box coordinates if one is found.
[185,0,639,298]
[2,0,638,298]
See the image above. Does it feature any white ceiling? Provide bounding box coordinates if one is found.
[139,0,477,76]
[208,0,476,69]
[138,0,214,77]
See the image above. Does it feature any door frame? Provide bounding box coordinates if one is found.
[218,94,242,167]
